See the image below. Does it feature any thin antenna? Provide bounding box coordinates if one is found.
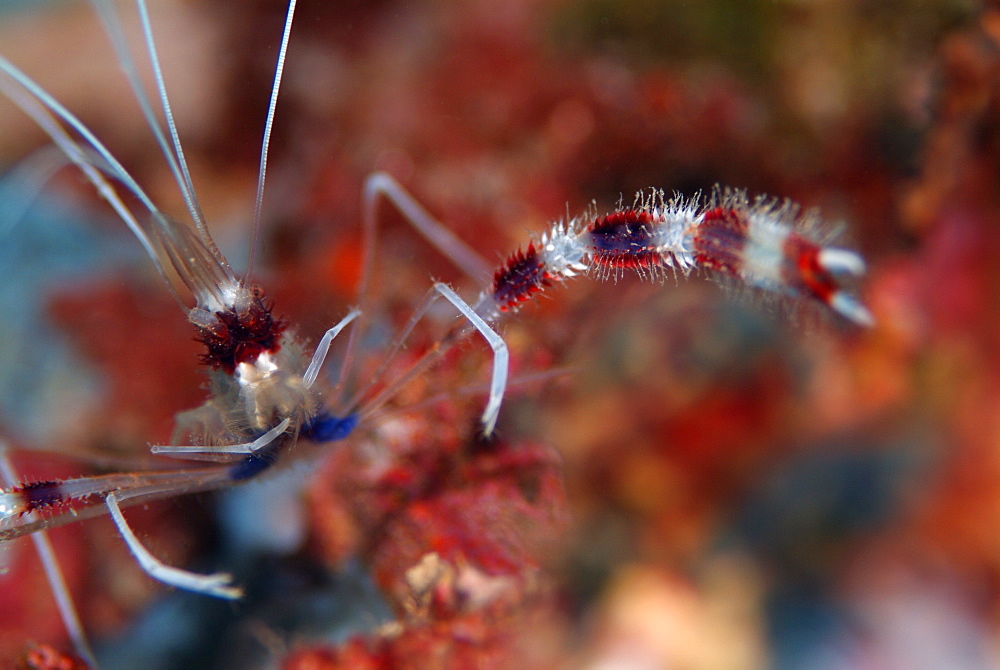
[87,1,202,230]
[0,56,158,215]
[0,147,70,242]
[245,0,298,282]
[90,0,233,280]
[0,63,187,308]
[132,0,214,245]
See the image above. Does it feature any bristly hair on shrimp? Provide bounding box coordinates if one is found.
[0,0,873,664]
[484,187,871,326]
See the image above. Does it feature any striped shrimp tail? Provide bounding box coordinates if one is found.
[478,187,872,326]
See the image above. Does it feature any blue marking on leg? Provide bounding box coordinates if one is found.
[228,441,281,482]
[302,412,359,443]
[228,413,358,482]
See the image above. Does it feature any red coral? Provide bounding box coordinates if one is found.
[309,423,568,612]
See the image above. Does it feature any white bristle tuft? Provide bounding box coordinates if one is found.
[819,248,867,276]
[829,291,875,327]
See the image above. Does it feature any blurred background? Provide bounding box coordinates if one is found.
[0,0,997,668]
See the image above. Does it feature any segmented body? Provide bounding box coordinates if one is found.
[485,189,870,325]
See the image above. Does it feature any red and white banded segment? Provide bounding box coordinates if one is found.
[476,189,872,326]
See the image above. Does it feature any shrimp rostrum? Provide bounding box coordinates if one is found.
[0,0,872,659]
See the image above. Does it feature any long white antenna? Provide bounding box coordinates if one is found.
[132,0,212,241]
[245,0,298,281]
[87,0,203,231]
[0,56,157,215]
[0,69,186,308]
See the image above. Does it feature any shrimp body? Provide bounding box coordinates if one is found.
[189,288,303,437]
[0,0,875,664]
[185,296,358,470]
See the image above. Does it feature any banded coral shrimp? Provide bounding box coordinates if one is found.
[0,0,886,667]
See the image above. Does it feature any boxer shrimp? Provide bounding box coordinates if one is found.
[0,0,872,665]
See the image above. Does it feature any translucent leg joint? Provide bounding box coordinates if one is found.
[151,418,291,458]
[106,492,242,599]
[433,282,508,436]
[302,307,361,388]
[363,172,492,282]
